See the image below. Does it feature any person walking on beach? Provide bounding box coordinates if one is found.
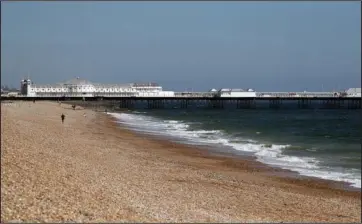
[61,113,65,124]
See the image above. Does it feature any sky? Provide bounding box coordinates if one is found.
[1,2,361,91]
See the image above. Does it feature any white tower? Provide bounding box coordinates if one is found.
[20,78,32,96]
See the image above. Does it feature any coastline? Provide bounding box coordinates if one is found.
[104,108,361,192]
[105,112,360,193]
[2,101,361,222]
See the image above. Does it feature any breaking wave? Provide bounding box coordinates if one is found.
[108,112,361,188]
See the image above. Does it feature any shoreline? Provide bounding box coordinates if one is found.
[105,113,360,194]
[2,101,361,222]
[105,110,360,192]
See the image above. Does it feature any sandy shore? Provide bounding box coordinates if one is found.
[1,101,361,222]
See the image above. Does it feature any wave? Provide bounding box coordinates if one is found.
[107,112,361,188]
[133,111,148,114]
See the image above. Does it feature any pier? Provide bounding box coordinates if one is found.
[1,78,359,110]
[114,97,361,110]
[2,94,361,110]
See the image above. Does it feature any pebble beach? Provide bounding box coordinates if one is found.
[1,101,361,222]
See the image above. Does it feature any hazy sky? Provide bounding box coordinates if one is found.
[1,2,360,91]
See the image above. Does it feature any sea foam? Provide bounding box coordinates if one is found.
[108,112,361,188]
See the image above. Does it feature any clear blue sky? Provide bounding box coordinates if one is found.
[1,2,360,91]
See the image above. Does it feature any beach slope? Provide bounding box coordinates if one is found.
[1,101,360,222]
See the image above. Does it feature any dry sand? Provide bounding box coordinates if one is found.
[1,101,361,222]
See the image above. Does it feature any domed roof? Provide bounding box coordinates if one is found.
[64,77,93,85]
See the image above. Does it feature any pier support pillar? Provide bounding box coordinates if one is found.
[321,99,329,109]
[298,98,312,109]
[147,100,154,109]
[208,100,223,109]
[347,99,362,109]
[236,99,255,109]
[269,99,282,109]
[180,99,188,109]
[147,99,165,109]
[321,99,342,109]
[120,99,134,109]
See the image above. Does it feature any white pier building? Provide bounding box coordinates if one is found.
[217,88,256,97]
[344,88,361,97]
[20,77,174,98]
[15,77,362,99]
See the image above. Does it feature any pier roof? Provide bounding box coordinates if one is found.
[92,83,133,88]
[219,88,247,92]
[346,88,361,94]
[33,84,64,88]
[132,82,160,87]
[63,78,93,85]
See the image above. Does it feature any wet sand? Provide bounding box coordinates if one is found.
[1,101,361,222]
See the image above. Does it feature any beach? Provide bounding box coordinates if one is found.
[1,101,361,222]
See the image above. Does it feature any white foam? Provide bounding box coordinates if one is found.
[164,120,179,124]
[133,111,147,114]
[108,112,361,188]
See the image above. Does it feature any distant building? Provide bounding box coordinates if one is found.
[218,88,256,98]
[345,88,361,97]
[20,77,174,97]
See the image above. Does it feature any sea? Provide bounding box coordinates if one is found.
[107,102,361,189]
